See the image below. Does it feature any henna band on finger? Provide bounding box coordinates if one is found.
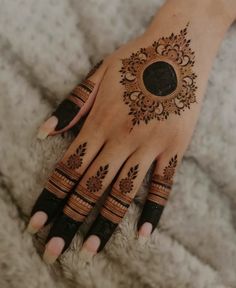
[137,155,177,232]
[85,165,139,252]
[52,60,103,131]
[47,165,109,252]
[31,143,87,223]
[52,79,95,131]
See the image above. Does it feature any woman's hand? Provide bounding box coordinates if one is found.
[27,0,235,264]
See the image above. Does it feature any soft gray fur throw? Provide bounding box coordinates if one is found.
[0,1,236,287]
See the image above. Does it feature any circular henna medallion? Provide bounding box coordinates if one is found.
[143,61,177,96]
[120,25,198,126]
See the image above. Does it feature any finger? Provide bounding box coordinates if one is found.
[82,149,155,255]
[37,60,105,139]
[27,126,105,234]
[137,154,178,241]
[43,142,131,262]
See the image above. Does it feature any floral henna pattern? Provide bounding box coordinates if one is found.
[86,164,109,192]
[137,155,178,232]
[63,164,109,223]
[148,155,178,207]
[67,142,87,169]
[119,164,139,194]
[120,24,197,126]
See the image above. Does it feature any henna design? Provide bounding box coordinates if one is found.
[84,164,140,252]
[99,164,139,224]
[148,155,177,206]
[67,142,87,169]
[86,164,109,192]
[119,164,139,194]
[52,60,103,131]
[63,164,109,222]
[137,155,178,232]
[31,161,82,223]
[120,24,197,126]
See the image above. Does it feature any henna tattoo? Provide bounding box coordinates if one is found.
[99,165,139,225]
[63,164,109,222]
[52,79,95,131]
[52,60,103,131]
[84,164,140,252]
[119,164,139,194]
[31,143,88,223]
[120,24,197,126]
[31,161,82,223]
[85,214,118,252]
[86,164,109,192]
[49,163,109,251]
[137,155,178,232]
[148,155,177,206]
[67,142,87,169]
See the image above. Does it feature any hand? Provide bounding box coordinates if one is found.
[27,0,234,264]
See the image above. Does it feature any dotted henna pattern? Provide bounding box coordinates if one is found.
[120,24,197,126]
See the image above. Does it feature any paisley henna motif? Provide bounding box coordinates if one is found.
[120,24,197,126]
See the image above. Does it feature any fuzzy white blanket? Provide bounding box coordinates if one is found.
[0,1,236,287]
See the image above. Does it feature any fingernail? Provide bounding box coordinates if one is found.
[27,211,48,234]
[138,222,153,238]
[37,116,58,140]
[43,237,65,264]
[82,235,100,255]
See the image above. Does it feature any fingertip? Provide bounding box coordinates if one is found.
[27,211,48,234]
[43,237,65,264]
[138,222,153,238]
[82,235,101,255]
[37,116,58,139]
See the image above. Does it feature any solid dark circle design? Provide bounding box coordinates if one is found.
[143,61,177,96]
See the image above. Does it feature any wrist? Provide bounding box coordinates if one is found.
[145,0,235,38]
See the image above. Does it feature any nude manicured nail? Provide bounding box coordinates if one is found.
[82,235,100,255]
[138,222,153,238]
[37,116,58,140]
[27,211,48,234]
[43,237,65,264]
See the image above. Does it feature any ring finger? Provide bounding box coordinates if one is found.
[81,147,157,255]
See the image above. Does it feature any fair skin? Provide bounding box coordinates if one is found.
[27,0,236,264]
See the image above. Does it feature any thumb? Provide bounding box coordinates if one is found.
[37,60,107,139]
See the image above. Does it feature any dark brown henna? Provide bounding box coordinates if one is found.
[137,155,178,232]
[86,164,109,192]
[120,24,197,126]
[52,60,103,131]
[84,164,139,252]
[30,142,87,223]
[119,164,139,194]
[67,142,87,169]
[47,164,109,252]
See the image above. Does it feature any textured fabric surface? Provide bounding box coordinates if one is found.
[0,1,236,287]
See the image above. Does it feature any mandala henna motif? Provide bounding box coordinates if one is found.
[86,164,109,192]
[120,24,197,126]
[67,142,87,169]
